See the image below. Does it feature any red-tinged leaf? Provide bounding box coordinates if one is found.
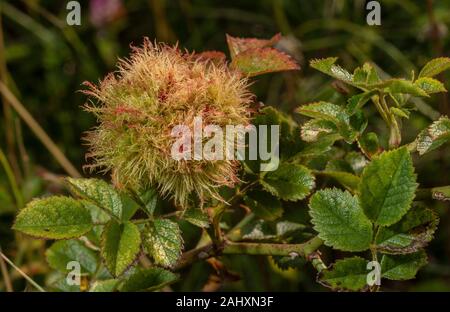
[193,51,227,66]
[231,47,300,77]
[226,33,281,59]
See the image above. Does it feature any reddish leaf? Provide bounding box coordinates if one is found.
[226,33,281,59]
[231,47,300,77]
[193,51,227,66]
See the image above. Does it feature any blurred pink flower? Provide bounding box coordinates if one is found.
[89,0,125,28]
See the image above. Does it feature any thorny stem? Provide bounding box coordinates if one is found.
[308,252,327,273]
[207,202,227,247]
[379,93,390,115]
[132,218,153,225]
[372,95,390,126]
[207,181,257,247]
[175,236,324,271]
[178,182,326,272]
[223,236,324,257]
[373,93,402,149]
[379,94,402,148]
[388,114,402,148]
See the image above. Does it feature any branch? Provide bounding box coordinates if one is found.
[415,186,450,201]
[223,237,323,257]
[175,236,324,271]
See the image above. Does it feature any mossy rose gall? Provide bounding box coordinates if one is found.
[82,39,254,206]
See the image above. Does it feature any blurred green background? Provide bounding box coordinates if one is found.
[1,0,450,291]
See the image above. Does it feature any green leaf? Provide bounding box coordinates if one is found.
[295,135,339,159]
[253,106,298,140]
[48,272,81,292]
[353,67,369,85]
[414,77,446,95]
[310,57,354,85]
[318,257,369,291]
[241,219,305,241]
[309,188,372,251]
[271,255,306,271]
[364,63,381,84]
[13,196,93,239]
[66,178,123,220]
[119,267,178,292]
[138,188,158,217]
[89,279,119,292]
[349,110,368,134]
[418,57,450,78]
[415,116,450,155]
[231,47,300,77]
[318,171,360,192]
[352,63,380,86]
[226,33,281,59]
[325,159,354,173]
[431,186,450,201]
[46,239,98,274]
[369,79,428,97]
[244,190,283,221]
[260,163,315,201]
[390,107,410,119]
[101,220,141,277]
[82,200,110,244]
[345,152,368,175]
[297,102,347,122]
[300,119,337,142]
[183,208,210,228]
[375,204,438,254]
[246,106,302,172]
[357,132,381,158]
[296,102,358,142]
[359,147,418,226]
[381,251,427,280]
[120,194,140,221]
[389,92,407,107]
[143,219,183,268]
[346,91,376,114]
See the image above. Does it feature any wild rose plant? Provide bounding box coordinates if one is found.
[12,34,450,292]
